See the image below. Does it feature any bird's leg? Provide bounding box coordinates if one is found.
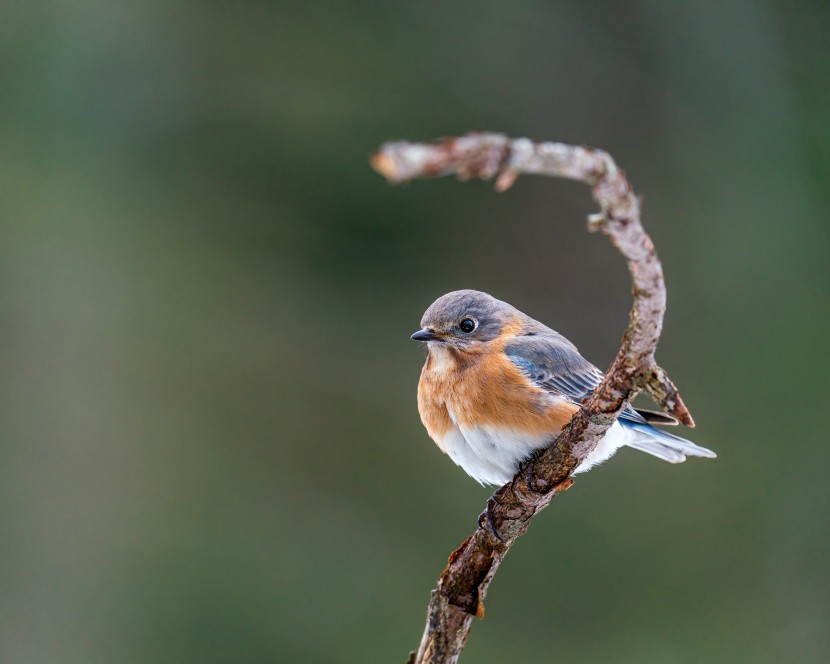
[478,495,504,543]
[520,449,545,492]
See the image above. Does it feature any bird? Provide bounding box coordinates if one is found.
[412,289,715,486]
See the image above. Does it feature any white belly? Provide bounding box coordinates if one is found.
[439,420,630,486]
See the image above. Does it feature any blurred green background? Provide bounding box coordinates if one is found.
[2,1,829,662]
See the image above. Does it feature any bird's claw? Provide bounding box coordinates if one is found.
[478,496,504,542]
[520,450,544,491]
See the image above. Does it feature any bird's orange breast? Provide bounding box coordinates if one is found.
[417,340,579,452]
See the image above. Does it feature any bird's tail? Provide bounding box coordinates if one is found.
[623,421,716,463]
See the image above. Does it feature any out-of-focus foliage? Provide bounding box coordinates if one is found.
[1,1,828,662]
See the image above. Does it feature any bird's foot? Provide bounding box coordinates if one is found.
[520,450,545,492]
[478,496,504,543]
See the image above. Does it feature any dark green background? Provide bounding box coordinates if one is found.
[2,1,828,662]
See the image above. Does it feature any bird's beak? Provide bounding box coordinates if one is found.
[411,329,440,342]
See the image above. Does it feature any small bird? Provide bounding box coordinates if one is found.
[412,290,715,486]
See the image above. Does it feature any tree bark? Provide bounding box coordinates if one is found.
[371,133,694,664]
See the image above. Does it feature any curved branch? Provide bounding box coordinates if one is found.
[371,133,695,664]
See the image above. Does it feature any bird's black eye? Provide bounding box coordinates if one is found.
[459,318,476,334]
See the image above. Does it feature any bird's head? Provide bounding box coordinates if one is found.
[411,289,519,351]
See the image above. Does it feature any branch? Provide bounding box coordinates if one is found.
[371,133,695,664]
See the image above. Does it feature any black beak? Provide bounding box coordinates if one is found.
[411,329,439,342]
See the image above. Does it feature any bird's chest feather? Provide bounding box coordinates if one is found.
[417,344,579,484]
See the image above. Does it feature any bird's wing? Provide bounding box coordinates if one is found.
[504,334,654,425]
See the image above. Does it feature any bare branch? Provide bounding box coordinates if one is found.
[372,133,695,663]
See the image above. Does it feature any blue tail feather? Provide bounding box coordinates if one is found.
[620,420,717,463]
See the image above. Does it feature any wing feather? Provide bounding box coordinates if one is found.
[504,334,648,424]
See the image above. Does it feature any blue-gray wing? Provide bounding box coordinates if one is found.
[504,334,649,425]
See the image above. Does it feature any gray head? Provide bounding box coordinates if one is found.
[411,289,521,349]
